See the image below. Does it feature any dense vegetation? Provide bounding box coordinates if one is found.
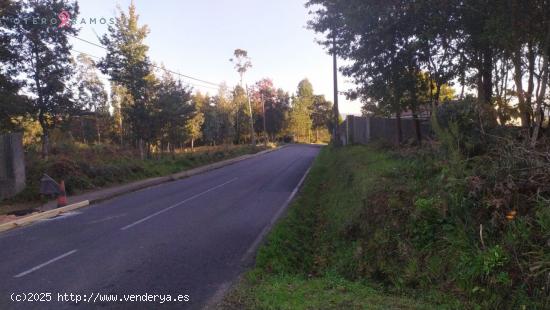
[224,144,549,309]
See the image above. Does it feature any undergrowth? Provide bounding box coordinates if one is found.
[222,141,549,309]
[1,143,264,210]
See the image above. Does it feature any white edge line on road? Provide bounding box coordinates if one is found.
[241,166,312,263]
[120,178,238,231]
[14,249,78,278]
[205,166,312,309]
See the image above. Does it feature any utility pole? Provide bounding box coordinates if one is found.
[262,92,267,147]
[332,35,341,146]
[245,84,256,146]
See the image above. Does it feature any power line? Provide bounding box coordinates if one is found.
[1,10,225,91]
[68,34,222,87]
[70,48,220,91]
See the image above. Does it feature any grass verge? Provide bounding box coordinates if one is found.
[220,145,460,309]
[221,143,549,309]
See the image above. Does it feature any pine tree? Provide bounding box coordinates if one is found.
[155,72,193,153]
[99,2,153,157]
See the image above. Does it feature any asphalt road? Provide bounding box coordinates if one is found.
[0,145,320,309]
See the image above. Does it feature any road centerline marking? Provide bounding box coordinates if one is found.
[120,177,238,231]
[14,249,78,278]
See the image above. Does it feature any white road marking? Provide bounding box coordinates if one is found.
[241,166,312,263]
[14,249,78,278]
[120,178,238,231]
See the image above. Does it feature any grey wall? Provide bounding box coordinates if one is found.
[0,133,26,200]
[341,116,431,145]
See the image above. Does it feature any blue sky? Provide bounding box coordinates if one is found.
[70,0,361,115]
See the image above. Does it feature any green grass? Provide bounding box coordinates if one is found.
[221,145,461,309]
[222,272,440,310]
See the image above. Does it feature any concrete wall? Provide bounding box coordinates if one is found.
[0,133,26,200]
[341,116,431,145]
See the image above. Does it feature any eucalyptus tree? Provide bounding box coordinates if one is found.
[230,49,255,145]
[75,54,108,143]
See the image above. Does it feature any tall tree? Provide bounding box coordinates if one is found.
[99,2,153,158]
[214,83,235,144]
[289,79,314,142]
[251,79,275,141]
[186,92,205,150]
[232,85,251,144]
[75,54,108,143]
[201,101,220,146]
[0,0,28,133]
[230,49,255,145]
[268,88,290,140]
[15,0,79,158]
[110,83,132,145]
[311,95,333,142]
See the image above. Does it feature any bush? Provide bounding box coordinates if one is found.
[433,97,492,157]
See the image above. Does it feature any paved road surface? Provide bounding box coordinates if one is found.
[0,145,319,309]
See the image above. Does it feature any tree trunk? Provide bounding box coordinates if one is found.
[246,89,256,146]
[235,110,241,144]
[460,70,465,100]
[262,93,267,147]
[191,138,194,151]
[80,118,86,144]
[412,112,421,144]
[41,131,49,160]
[139,138,144,160]
[119,113,123,145]
[96,115,101,144]
[512,49,531,128]
[315,128,319,142]
[396,112,403,144]
[148,142,153,159]
[530,23,550,147]
[38,110,49,160]
[480,48,494,106]
[411,73,421,145]
[435,84,442,107]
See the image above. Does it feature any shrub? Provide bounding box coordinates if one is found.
[433,97,491,157]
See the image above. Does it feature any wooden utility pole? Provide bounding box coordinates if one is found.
[262,93,267,147]
[245,84,256,146]
[332,35,341,146]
